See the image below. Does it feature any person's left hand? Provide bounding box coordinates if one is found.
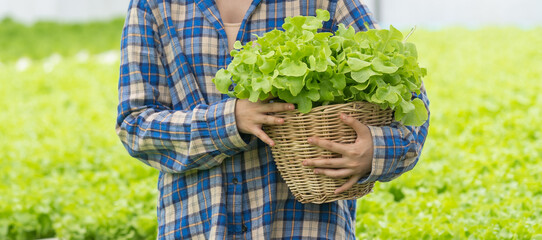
[303,113,374,194]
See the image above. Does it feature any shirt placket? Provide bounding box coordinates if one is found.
[195,0,263,236]
[225,154,246,235]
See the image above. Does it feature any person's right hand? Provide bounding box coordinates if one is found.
[235,99,294,146]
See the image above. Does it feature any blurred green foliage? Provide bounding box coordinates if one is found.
[0,19,157,240]
[0,19,541,239]
[0,18,124,62]
[356,27,542,239]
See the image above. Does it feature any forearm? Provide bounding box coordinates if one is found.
[116,98,255,174]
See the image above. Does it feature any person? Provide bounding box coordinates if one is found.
[116,0,430,239]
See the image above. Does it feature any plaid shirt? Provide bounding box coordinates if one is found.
[116,0,430,239]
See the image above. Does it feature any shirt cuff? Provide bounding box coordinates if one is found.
[207,98,257,156]
[357,125,395,184]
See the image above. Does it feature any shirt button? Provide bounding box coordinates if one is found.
[232,178,238,184]
[242,224,248,232]
[228,85,234,91]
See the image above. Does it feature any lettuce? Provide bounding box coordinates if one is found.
[213,9,428,126]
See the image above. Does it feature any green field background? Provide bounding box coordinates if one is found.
[1,19,541,239]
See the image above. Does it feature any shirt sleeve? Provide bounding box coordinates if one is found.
[362,86,430,183]
[332,0,431,183]
[116,0,255,174]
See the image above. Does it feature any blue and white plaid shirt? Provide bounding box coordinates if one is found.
[116,0,430,239]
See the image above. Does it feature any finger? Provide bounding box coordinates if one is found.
[252,128,275,146]
[256,114,285,125]
[307,137,350,155]
[339,113,370,138]
[303,158,349,169]
[260,102,295,113]
[334,175,362,195]
[312,168,354,179]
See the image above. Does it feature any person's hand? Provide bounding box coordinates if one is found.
[235,99,295,146]
[303,113,374,194]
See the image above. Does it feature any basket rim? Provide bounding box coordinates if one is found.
[280,101,389,115]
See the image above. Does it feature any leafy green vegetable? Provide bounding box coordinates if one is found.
[213,9,428,126]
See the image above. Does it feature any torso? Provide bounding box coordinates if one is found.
[143,0,376,238]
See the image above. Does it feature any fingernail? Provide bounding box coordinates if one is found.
[289,105,295,110]
[313,169,319,174]
[340,113,347,120]
[307,138,313,143]
[302,160,307,166]
[269,142,275,147]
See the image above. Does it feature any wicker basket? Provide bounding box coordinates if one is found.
[265,101,393,204]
